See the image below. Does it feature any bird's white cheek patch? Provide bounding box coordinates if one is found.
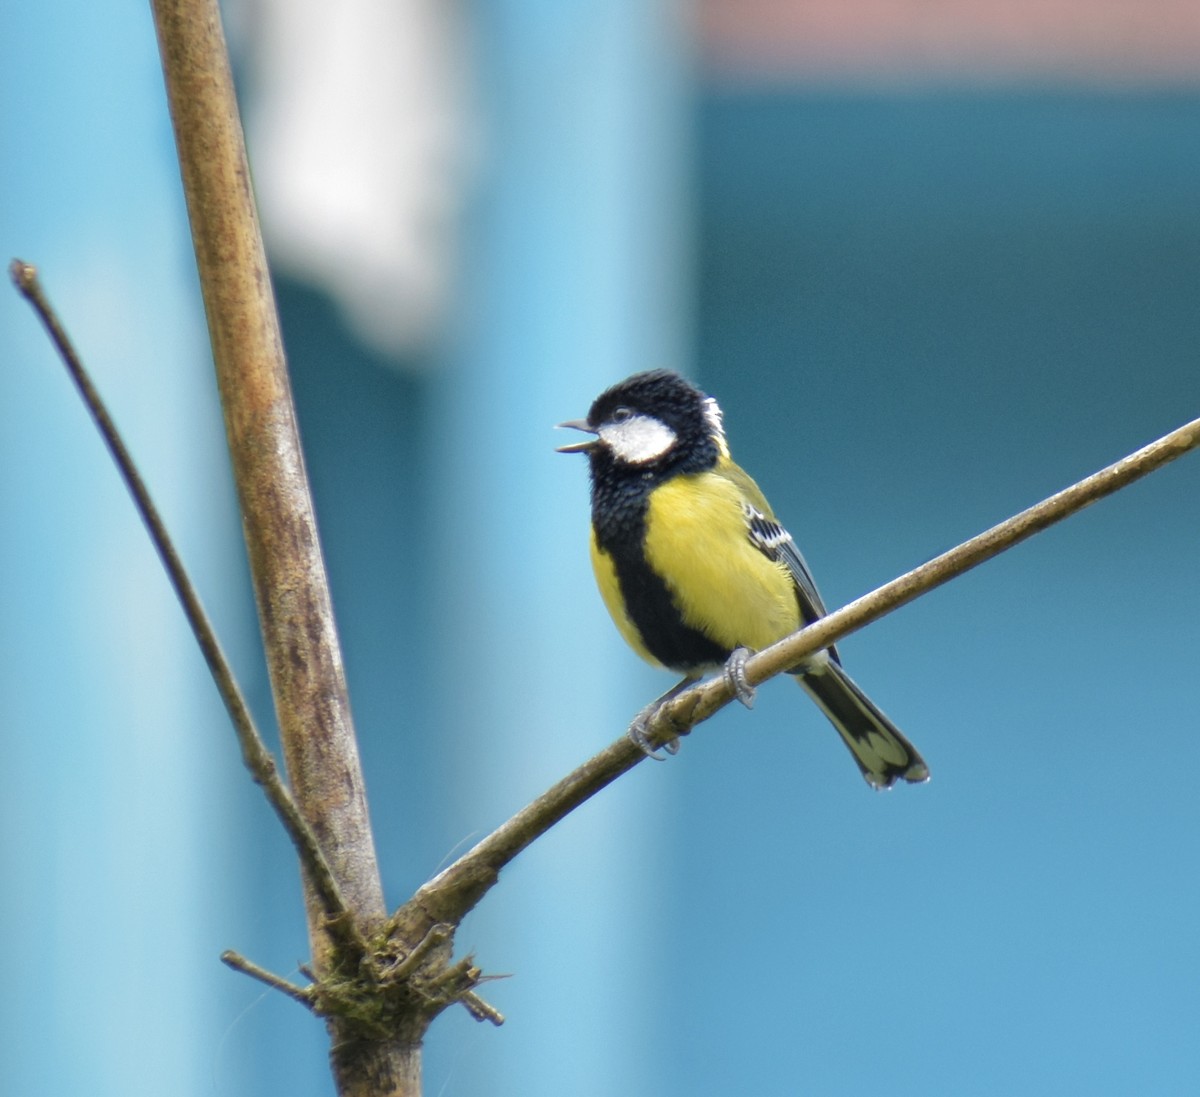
[601,414,677,464]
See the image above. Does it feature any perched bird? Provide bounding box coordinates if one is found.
[557,369,928,789]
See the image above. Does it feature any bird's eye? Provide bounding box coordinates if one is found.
[611,406,632,423]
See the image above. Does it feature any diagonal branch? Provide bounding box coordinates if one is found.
[9,259,353,933]
[399,410,1200,931]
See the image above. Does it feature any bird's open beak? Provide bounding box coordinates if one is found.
[555,419,600,453]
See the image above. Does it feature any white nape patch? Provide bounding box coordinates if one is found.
[599,413,677,465]
[702,396,729,456]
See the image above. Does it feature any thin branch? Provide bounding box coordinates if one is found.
[9,259,354,936]
[386,924,454,984]
[221,950,316,1008]
[459,992,506,1027]
[402,410,1200,929]
[677,406,1200,727]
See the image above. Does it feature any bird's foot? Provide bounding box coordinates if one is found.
[627,675,696,759]
[628,702,680,760]
[724,647,757,709]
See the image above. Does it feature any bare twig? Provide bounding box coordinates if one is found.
[401,410,1200,930]
[460,992,507,1027]
[386,924,454,984]
[671,407,1200,730]
[9,259,353,934]
[221,950,316,1008]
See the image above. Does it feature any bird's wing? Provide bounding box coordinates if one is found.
[742,505,830,625]
[714,460,831,629]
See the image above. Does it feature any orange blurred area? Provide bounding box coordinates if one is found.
[696,0,1200,82]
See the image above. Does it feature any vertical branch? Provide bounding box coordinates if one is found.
[148,0,417,1092]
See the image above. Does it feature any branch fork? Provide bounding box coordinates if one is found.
[15,250,1200,1090]
[14,0,1200,1078]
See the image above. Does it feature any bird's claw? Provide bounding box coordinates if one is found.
[627,675,697,758]
[724,647,756,709]
[628,702,680,759]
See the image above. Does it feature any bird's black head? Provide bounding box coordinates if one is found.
[556,369,726,476]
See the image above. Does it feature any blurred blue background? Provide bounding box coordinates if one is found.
[3,2,1199,1095]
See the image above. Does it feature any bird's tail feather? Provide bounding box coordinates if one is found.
[797,658,929,790]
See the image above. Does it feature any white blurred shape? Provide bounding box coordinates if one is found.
[238,0,474,355]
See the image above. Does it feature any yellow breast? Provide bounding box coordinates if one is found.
[642,470,801,656]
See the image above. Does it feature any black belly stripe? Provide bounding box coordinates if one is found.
[591,470,729,673]
[610,543,730,672]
